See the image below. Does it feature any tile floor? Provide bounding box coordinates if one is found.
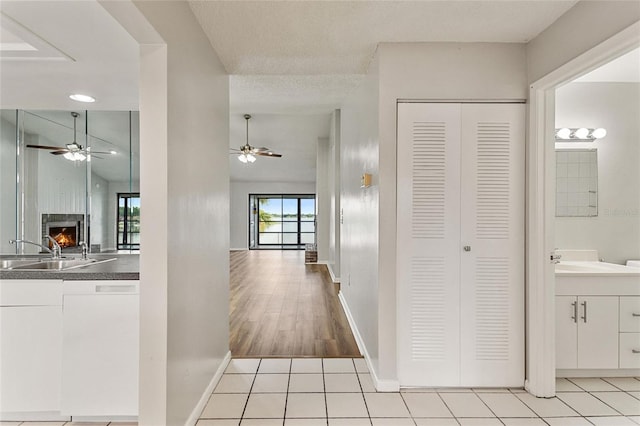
[196,358,640,426]
[2,361,638,426]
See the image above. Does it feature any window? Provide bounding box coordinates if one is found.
[117,193,140,250]
[249,194,315,249]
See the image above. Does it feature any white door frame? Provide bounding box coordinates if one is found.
[525,21,640,398]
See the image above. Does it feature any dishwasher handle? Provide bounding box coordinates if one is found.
[95,284,137,293]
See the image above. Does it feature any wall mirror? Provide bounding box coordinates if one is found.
[0,110,139,254]
[556,148,598,217]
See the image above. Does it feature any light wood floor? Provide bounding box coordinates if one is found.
[229,250,361,358]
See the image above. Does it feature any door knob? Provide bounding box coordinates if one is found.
[463,246,471,252]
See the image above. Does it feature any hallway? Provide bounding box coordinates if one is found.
[230,250,360,358]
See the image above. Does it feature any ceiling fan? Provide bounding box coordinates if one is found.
[230,114,282,163]
[26,112,116,162]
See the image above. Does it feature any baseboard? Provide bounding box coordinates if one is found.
[337,292,399,392]
[230,248,248,252]
[0,411,70,422]
[557,368,640,378]
[186,350,232,426]
[315,261,340,283]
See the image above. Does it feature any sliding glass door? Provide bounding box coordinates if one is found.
[249,194,315,249]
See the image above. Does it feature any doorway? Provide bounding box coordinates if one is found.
[527,23,640,397]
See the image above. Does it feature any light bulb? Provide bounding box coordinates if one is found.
[76,152,86,161]
[247,154,256,163]
[591,128,607,139]
[238,154,248,163]
[574,128,589,139]
[64,152,75,161]
[556,128,571,139]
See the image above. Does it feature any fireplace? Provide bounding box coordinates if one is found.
[42,214,85,252]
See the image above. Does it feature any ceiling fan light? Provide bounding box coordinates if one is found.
[75,152,86,161]
[247,154,256,163]
[63,152,75,161]
[238,154,248,163]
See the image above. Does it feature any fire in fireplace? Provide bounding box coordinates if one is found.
[46,221,80,249]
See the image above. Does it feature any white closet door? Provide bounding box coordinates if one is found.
[397,103,462,386]
[459,103,525,387]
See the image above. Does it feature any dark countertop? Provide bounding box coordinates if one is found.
[0,254,139,281]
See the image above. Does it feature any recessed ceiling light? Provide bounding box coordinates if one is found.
[69,94,95,103]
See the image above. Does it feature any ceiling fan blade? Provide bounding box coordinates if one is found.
[251,146,271,152]
[88,150,115,155]
[229,148,242,152]
[26,144,67,151]
[51,150,70,155]
[256,151,282,158]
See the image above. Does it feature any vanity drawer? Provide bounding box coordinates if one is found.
[620,297,640,332]
[619,333,640,368]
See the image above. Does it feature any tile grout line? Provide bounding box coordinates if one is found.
[238,359,261,422]
[470,388,507,425]
[351,357,373,426]
[432,391,462,426]
[281,358,292,426]
[322,358,329,426]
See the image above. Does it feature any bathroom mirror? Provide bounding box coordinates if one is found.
[556,149,598,217]
[0,109,140,254]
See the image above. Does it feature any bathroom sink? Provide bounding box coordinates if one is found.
[8,257,116,271]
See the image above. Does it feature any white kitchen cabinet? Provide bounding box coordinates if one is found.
[0,280,64,418]
[61,280,139,417]
[555,296,619,369]
[397,102,525,387]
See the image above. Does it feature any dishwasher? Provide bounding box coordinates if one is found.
[61,280,139,418]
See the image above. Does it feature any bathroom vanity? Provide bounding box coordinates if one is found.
[0,255,139,422]
[555,251,640,377]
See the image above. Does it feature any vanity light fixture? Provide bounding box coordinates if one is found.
[69,94,95,103]
[555,127,607,142]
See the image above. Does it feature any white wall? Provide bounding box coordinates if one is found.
[340,52,381,377]
[341,42,528,386]
[316,137,330,261]
[132,2,230,425]
[527,1,640,84]
[555,82,640,264]
[230,181,316,250]
[328,110,341,279]
[0,115,16,253]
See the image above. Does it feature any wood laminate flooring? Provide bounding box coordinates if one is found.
[229,250,361,358]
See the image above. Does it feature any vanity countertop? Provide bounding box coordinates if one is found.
[0,254,139,281]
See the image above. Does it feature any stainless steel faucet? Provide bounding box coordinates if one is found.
[9,237,62,259]
[79,241,87,260]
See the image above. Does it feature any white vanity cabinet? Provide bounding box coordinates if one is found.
[61,280,139,417]
[556,296,619,369]
[619,296,640,368]
[0,280,65,419]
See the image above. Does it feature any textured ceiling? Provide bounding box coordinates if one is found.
[190,0,578,181]
[189,1,579,76]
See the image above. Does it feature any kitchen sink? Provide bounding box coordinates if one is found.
[0,259,43,269]
[2,257,116,271]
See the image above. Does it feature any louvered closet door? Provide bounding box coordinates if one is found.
[397,103,462,386]
[459,104,525,387]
